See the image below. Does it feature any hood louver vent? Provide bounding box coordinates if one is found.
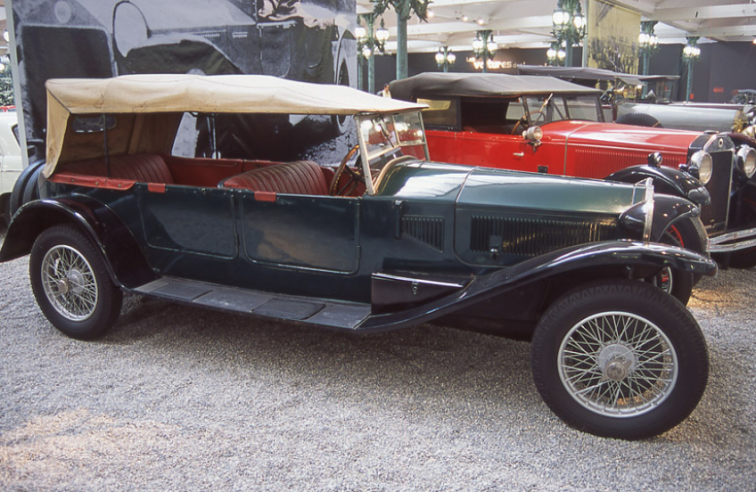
[471,215,618,257]
[402,215,445,252]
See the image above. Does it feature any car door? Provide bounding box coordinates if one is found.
[237,191,360,274]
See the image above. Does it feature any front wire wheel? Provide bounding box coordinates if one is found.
[30,225,123,340]
[531,280,709,439]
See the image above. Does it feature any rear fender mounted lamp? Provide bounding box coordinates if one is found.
[735,146,756,178]
[619,178,654,245]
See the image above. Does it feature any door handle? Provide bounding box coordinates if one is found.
[513,152,524,157]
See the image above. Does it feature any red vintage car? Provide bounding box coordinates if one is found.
[390,72,756,267]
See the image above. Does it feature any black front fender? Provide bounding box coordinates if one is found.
[606,165,710,206]
[0,197,156,289]
[361,241,716,332]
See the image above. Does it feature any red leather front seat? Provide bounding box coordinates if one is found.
[219,160,328,195]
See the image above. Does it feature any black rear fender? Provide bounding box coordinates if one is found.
[0,198,156,289]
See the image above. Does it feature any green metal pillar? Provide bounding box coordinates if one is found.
[396,2,410,80]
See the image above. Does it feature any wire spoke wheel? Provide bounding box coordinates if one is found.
[531,280,709,439]
[30,225,123,340]
[41,245,99,321]
[559,311,677,417]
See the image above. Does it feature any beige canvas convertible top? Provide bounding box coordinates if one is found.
[44,74,425,176]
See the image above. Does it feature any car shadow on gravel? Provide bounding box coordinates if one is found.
[99,293,541,416]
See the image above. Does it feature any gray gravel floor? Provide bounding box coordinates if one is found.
[1,224,755,492]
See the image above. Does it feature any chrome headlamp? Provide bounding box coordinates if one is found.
[736,146,756,178]
[522,126,543,142]
[688,151,713,185]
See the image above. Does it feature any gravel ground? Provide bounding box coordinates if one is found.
[1,224,755,492]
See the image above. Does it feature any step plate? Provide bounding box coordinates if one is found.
[134,278,370,330]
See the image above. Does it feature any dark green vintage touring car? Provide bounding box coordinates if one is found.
[1,74,716,439]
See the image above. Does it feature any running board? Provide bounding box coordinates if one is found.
[133,278,371,330]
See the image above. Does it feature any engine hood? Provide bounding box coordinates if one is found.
[377,160,656,267]
[453,166,651,267]
[617,103,741,133]
[458,167,643,215]
[545,120,698,156]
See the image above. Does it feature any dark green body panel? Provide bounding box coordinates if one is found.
[1,160,698,311]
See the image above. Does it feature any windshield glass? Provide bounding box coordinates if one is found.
[356,111,428,194]
[523,95,603,124]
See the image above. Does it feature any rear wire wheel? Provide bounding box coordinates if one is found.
[30,225,123,340]
[531,280,709,439]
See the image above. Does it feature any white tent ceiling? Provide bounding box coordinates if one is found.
[356,0,756,53]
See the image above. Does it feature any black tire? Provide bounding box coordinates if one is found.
[331,59,351,135]
[531,280,709,440]
[29,225,123,340]
[616,112,663,128]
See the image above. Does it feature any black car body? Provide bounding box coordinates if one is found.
[1,74,717,439]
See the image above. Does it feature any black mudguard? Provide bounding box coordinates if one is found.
[361,240,716,333]
[606,165,710,206]
[0,197,156,289]
[8,159,45,220]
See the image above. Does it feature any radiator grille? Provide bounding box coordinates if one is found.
[572,149,682,178]
[402,216,445,252]
[471,215,618,256]
[699,151,732,235]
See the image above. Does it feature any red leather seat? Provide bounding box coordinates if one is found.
[61,154,174,184]
[219,160,328,195]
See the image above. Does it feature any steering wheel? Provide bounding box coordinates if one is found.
[511,110,544,135]
[330,144,365,196]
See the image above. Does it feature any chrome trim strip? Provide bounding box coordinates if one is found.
[708,227,756,252]
[373,273,466,289]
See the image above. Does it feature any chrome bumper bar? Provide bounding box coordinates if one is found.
[708,227,756,253]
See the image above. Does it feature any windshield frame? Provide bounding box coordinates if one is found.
[355,110,430,195]
[522,94,604,125]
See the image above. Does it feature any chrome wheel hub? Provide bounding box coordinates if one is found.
[598,344,636,381]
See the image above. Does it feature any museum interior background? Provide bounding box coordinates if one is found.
[2,0,756,160]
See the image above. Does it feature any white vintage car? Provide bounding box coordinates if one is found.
[0,111,22,224]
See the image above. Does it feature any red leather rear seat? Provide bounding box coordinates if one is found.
[219,160,328,195]
[60,154,174,184]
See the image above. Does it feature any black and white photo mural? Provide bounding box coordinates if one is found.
[9,0,357,161]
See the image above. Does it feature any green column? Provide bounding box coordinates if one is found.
[396,2,410,80]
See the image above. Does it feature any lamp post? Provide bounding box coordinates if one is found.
[356,15,389,94]
[435,46,456,72]
[638,21,659,76]
[370,0,430,81]
[546,41,566,66]
[682,36,700,102]
[472,30,497,73]
[551,0,586,67]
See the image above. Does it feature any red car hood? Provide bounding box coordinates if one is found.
[546,120,699,154]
